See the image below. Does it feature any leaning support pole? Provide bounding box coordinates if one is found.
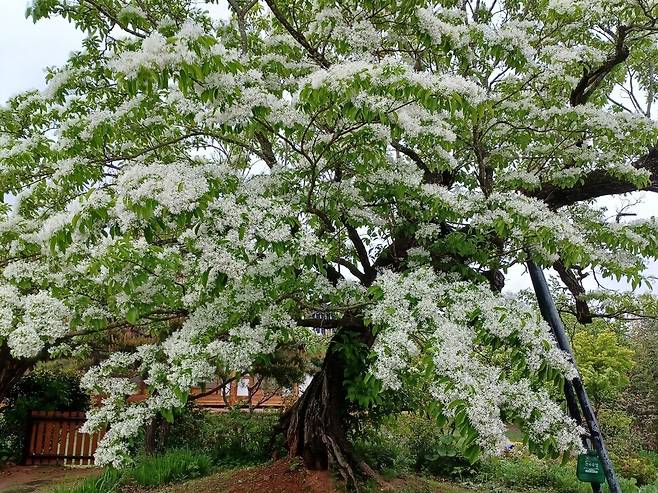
[527,261,620,493]
[564,380,601,493]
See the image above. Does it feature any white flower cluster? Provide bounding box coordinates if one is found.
[109,20,207,78]
[367,268,582,455]
[113,161,214,227]
[0,286,71,358]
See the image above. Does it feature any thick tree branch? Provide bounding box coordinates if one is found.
[553,259,593,324]
[342,221,376,286]
[336,258,368,283]
[533,147,658,208]
[390,141,453,186]
[263,0,331,68]
[570,26,629,106]
[533,23,658,209]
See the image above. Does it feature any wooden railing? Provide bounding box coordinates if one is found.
[24,411,104,465]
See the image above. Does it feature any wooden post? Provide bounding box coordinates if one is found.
[527,261,619,493]
[22,411,33,465]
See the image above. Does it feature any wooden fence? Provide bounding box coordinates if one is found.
[24,411,104,465]
[22,376,308,465]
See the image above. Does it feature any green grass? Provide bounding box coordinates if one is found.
[474,455,658,493]
[128,449,213,487]
[52,468,121,493]
[52,449,213,493]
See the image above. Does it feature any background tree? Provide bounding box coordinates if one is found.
[625,319,658,451]
[1,0,658,487]
[573,326,635,412]
[560,292,658,483]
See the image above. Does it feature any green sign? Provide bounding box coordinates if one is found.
[577,449,605,484]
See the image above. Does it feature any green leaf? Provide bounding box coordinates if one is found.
[126,307,139,324]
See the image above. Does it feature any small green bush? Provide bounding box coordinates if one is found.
[476,455,582,492]
[641,451,658,470]
[351,413,475,479]
[166,408,281,466]
[617,455,658,486]
[474,453,658,493]
[52,468,122,493]
[352,416,414,475]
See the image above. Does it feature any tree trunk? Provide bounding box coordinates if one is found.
[278,328,377,490]
[144,415,169,455]
[0,342,37,402]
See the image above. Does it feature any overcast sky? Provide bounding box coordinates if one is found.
[0,2,656,294]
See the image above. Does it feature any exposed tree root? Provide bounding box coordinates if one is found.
[277,329,382,492]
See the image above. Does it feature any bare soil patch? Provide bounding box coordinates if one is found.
[161,459,337,493]
[158,460,477,493]
[0,465,100,493]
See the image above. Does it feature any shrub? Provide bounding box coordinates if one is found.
[352,416,414,475]
[474,451,658,493]
[476,455,578,492]
[166,407,281,466]
[403,415,476,478]
[617,455,658,486]
[641,451,658,470]
[351,413,475,479]
[0,367,88,462]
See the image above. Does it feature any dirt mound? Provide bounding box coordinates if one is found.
[221,460,337,493]
[160,460,338,493]
[152,460,478,493]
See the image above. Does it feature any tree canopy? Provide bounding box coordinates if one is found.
[2,0,658,480]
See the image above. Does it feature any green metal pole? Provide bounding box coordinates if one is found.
[527,261,620,493]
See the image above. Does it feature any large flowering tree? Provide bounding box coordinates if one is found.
[2,0,658,484]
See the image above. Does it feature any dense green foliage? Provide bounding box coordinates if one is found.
[166,408,282,466]
[475,454,658,493]
[573,328,635,412]
[0,367,88,462]
[556,295,658,486]
[625,320,658,451]
[351,413,476,479]
[352,412,658,490]
[128,449,213,486]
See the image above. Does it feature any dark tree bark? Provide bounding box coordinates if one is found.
[278,328,377,490]
[144,414,170,455]
[553,259,593,324]
[0,342,39,402]
[532,146,658,209]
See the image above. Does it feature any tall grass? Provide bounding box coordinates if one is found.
[53,468,122,493]
[129,448,213,486]
[54,448,214,493]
